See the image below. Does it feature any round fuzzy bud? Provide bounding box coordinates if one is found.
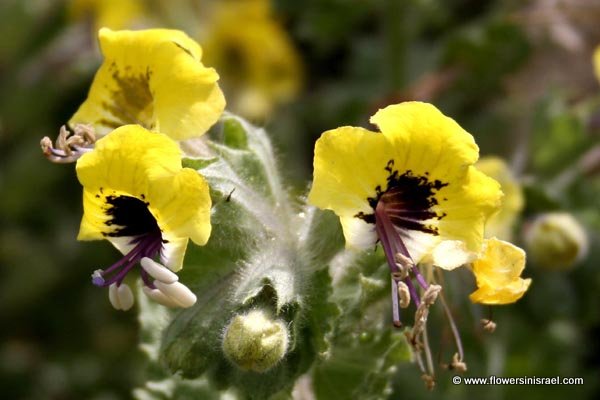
[524,213,588,270]
[222,309,289,373]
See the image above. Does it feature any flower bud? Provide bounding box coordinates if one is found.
[524,213,588,270]
[222,309,289,373]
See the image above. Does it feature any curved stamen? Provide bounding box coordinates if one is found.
[92,231,163,288]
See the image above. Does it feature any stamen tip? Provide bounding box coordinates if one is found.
[91,269,105,286]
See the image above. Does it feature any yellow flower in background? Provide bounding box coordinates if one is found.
[308,102,502,326]
[594,45,600,82]
[76,124,212,310]
[69,0,146,30]
[476,156,524,241]
[70,28,225,140]
[202,0,302,119]
[470,238,531,305]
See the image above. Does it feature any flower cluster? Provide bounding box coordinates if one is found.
[41,27,532,387]
[42,28,224,310]
[308,102,531,383]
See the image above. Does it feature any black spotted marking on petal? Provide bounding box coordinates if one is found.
[102,195,160,238]
[98,67,155,129]
[356,159,448,235]
[171,41,195,59]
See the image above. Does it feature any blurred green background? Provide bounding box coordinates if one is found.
[1,0,599,399]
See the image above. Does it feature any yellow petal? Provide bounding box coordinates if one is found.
[76,125,212,271]
[476,156,524,241]
[370,102,479,183]
[431,240,476,271]
[469,238,531,305]
[70,28,225,140]
[594,45,600,83]
[308,102,503,264]
[437,166,503,254]
[308,126,391,218]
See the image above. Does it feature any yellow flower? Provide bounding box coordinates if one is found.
[69,0,146,30]
[308,102,502,326]
[476,156,524,241]
[469,238,531,305]
[309,102,502,268]
[202,0,302,119]
[76,124,212,310]
[594,45,600,82]
[70,28,225,140]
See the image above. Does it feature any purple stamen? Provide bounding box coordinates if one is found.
[375,198,429,319]
[92,231,163,288]
[412,265,429,290]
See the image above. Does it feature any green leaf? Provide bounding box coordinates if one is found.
[222,118,249,149]
[311,249,411,400]
[531,94,592,177]
[182,157,218,170]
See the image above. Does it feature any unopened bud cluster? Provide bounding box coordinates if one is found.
[222,309,289,373]
[524,212,588,270]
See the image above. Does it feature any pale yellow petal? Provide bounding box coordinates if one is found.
[70,28,225,140]
[431,240,477,271]
[76,125,212,269]
[339,216,377,250]
[594,45,600,83]
[370,102,479,184]
[148,169,212,246]
[436,166,503,254]
[308,126,391,217]
[470,238,531,305]
[476,156,524,241]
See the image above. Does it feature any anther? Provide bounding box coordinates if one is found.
[411,285,442,339]
[57,125,71,155]
[91,269,105,286]
[450,352,467,373]
[117,283,134,311]
[422,284,442,306]
[108,283,134,310]
[141,257,178,284]
[394,252,413,279]
[142,285,182,308]
[421,374,436,391]
[412,304,430,338]
[397,281,411,308]
[40,124,96,163]
[481,318,497,333]
[153,280,197,308]
[40,137,53,154]
[108,283,120,309]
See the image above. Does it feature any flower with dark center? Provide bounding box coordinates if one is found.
[308,101,503,324]
[76,124,212,310]
[308,102,509,383]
